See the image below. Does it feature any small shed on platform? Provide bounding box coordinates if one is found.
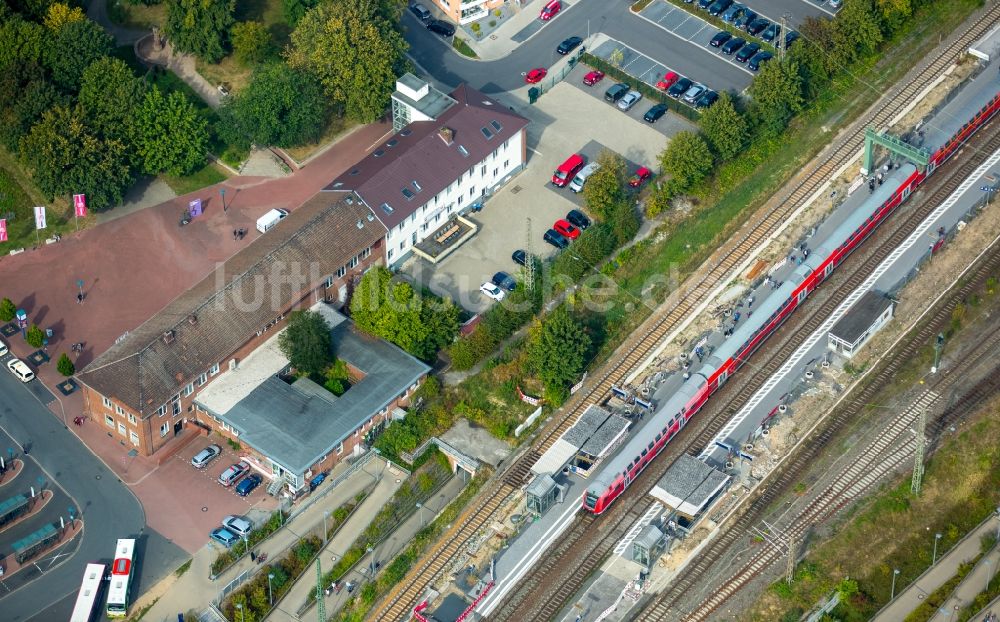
[632,524,667,568]
[828,290,894,358]
[649,454,730,523]
[526,474,563,516]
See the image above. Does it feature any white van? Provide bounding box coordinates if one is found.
[256,208,289,234]
[7,358,34,383]
[569,162,600,193]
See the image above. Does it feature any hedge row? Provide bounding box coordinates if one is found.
[579,53,702,122]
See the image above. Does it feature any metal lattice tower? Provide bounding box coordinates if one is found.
[911,407,927,495]
[524,217,536,290]
[786,535,798,584]
[316,559,325,622]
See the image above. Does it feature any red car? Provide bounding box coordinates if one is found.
[525,68,547,84]
[629,166,652,188]
[583,70,605,86]
[539,0,561,20]
[656,71,680,91]
[553,219,580,240]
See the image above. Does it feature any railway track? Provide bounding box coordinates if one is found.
[639,217,1000,621]
[490,93,1000,622]
[370,4,1000,620]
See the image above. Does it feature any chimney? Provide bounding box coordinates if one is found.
[162,330,175,344]
[438,127,454,146]
[188,314,198,325]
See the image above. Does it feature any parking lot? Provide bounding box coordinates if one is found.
[131,439,279,554]
[401,67,693,313]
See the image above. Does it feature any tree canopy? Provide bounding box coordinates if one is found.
[79,57,148,152]
[134,86,209,176]
[582,150,628,221]
[42,2,85,31]
[282,0,319,26]
[287,0,408,122]
[44,18,113,90]
[165,0,235,63]
[658,131,713,194]
[0,63,66,151]
[231,20,272,66]
[748,59,804,137]
[528,307,591,401]
[698,92,748,161]
[278,310,332,377]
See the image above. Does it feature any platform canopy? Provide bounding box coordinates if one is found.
[649,454,730,518]
[531,438,578,477]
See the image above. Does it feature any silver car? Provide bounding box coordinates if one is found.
[191,444,222,468]
[616,90,643,111]
[222,515,253,538]
[682,83,706,104]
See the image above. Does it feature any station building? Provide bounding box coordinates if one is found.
[827,290,895,358]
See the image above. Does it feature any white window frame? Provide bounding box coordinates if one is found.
[117,422,126,436]
[129,431,140,446]
[157,404,167,417]
[197,372,208,387]
[115,405,125,416]
[337,266,347,278]
[183,383,194,397]
[127,413,137,425]
[160,422,169,437]
[336,442,344,455]
[361,247,371,259]
[105,414,115,428]
[102,396,112,409]
[210,363,220,376]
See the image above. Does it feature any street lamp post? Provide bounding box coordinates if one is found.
[983,184,998,205]
[933,533,942,565]
[268,572,274,606]
[367,545,375,577]
[220,187,227,212]
[235,603,244,622]
[891,568,900,600]
[324,510,330,544]
[932,333,945,374]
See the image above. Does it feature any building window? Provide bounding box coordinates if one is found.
[336,442,344,455]
[157,404,167,417]
[399,240,405,250]
[105,414,115,428]
[127,413,137,425]
[130,431,140,446]
[354,429,359,438]
[183,383,194,397]
[504,160,509,169]
[504,139,509,149]
[481,165,487,176]
[361,247,371,259]
[198,373,208,387]
[173,400,181,415]
[457,196,463,206]
[494,168,498,177]
[348,256,358,268]
[325,276,334,288]
[469,187,475,198]
[210,363,220,376]
[337,266,347,278]
[388,249,394,260]
[117,422,126,436]
[102,396,112,409]
[160,423,169,437]
[421,222,429,232]
[115,405,125,416]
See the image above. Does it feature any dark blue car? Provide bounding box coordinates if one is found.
[235,473,263,497]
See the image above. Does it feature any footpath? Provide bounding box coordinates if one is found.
[873,514,1000,622]
[132,456,401,622]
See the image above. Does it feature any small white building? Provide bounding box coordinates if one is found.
[828,290,895,358]
[328,74,529,268]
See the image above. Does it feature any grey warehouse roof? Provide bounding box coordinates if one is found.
[829,290,893,345]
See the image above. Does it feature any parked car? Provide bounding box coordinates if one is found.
[566,209,591,230]
[682,83,706,104]
[616,90,642,111]
[734,8,757,29]
[583,70,605,86]
[492,272,517,291]
[748,51,773,71]
[409,3,431,21]
[628,167,652,188]
[557,36,583,55]
[543,229,569,249]
[218,461,249,487]
[539,0,560,20]
[761,23,781,43]
[0,338,7,357]
[222,515,253,538]
[604,82,630,103]
[525,68,547,83]
[553,219,581,240]
[667,77,693,99]
[210,527,239,548]
[721,3,745,22]
[710,31,732,48]
[235,474,263,497]
[6,358,34,383]
[426,19,455,36]
[480,282,505,302]
[784,31,800,48]
[829,0,842,7]
[696,0,713,10]
[695,90,719,108]
[191,444,222,469]
[735,42,761,62]
[721,36,746,55]
[708,0,733,16]
[552,153,585,187]
[644,103,669,123]
[655,71,680,91]
[746,18,770,37]
[569,161,600,193]
[512,249,528,266]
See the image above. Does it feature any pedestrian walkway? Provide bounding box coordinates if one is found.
[873,514,1000,622]
[928,545,1000,622]
[131,456,397,622]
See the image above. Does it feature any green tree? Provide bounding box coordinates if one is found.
[79,57,148,151]
[832,0,883,66]
[282,0,319,26]
[45,18,114,90]
[749,59,804,137]
[582,150,628,221]
[876,0,911,34]
[0,64,66,151]
[0,298,16,322]
[323,358,349,395]
[528,307,591,395]
[231,21,271,66]
[43,2,86,31]
[134,87,209,175]
[57,352,75,376]
[277,309,332,377]
[0,18,46,71]
[26,324,44,348]
[287,0,408,122]
[698,92,748,161]
[20,105,133,210]
[218,63,330,149]
[606,198,640,247]
[165,0,235,63]
[658,131,713,194]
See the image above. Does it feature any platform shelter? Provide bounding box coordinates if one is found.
[632,524,667,569]
[649,454,730,525]
[827,290,894,358]
[525,474,565,516]
[531,405,631,479]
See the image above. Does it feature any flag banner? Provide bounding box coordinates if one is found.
[188,198,202,217]
[0,219,7,242]
[73,194,87,218]
[34,205,46,230]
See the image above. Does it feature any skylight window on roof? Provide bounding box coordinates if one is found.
[491,120,502,132]
[373,149,385,158]
[401,188,414,200]
[400,128,412,136]
[387,138,399,147]
[381,202,394,214]
[412,180,422,192]
[481,127,494,140]
[349,169,360,176]
[332,182,344,188]
[458,145,469,157]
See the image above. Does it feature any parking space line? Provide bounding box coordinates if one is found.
[635,8,756,76]
[594,37,713,107]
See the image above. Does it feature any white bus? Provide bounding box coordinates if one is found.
[106,539,136,618]
[70,563,106,622]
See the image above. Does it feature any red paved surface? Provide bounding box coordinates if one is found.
[1,119,391,552]
[0,459,24,487]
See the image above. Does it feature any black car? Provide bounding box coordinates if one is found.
[644,103,669,123]
[604,82,630,103]
[761,23,781,43]
[735,42,761,62]
[697,0,713,9]
[492,271,517,291]
[566,209,591,230]
[783,31,800,48]
[426,19,455,37]
[708,0,732,16]
[543,229,569,249]
[557,36,583,55]
[710,31,732,48]
[734,8,757,29]
[667,77,693,99]
[512,249,527,266]
[721,3,744,23]
[695,90,718,108]
[721,36,746,55]
[748,51,773,71]
[746,18,770,37]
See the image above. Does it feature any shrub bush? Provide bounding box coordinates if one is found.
[25,324,44,348]
[57,353,75,376]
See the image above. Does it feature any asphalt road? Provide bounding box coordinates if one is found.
[403,0,832,96]
[0,371,184,622]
